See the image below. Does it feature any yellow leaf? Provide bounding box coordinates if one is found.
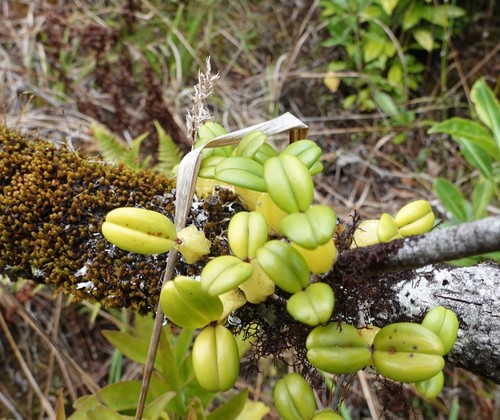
[235,400,270,420]
[324,73,341,92]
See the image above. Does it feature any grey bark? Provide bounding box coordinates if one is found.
[361,262,500,384]
[336,216,500,275]
[329,217,500,383]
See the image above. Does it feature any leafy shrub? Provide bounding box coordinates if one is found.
[430,77,500,263]
[321,0,465,113]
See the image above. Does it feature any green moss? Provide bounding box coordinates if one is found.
[0,126,180,313]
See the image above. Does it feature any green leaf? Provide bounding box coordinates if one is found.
[388,63,403,85]
[102,330,160,369]
[402,2,424,29]
[175,328,196,365]
[380,0,399,16]
[428,117,499,159]
[422,5,465,28]
[472,179,494,219]
[235,400,270,420]
[207,390,249,420]
[158,327,182,392]
[455,139,492,179]
[373,90,399,116]
[87,406,132,420]
[134,314,154,342]
[413,29,434,52]
[363,35,385,63]
[71,395,100,415]
[471,78,500,155]
[99,381,143,411]
[433,178,468,222]
[143,392,176,420]
[393,133,407,144]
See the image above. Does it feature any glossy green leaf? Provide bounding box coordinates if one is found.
[256,240,310,293]
[287,283,335,326]
[253,142,278,165]
[471,77,500,155]
[264,155,314,213]
[428,117,499,159]
[306,322,371,374]
[160,277,224,329]
[215,157,267,192]
[433,178,468,222]
[280,205,336,249]
[192,325,240,392]
[415,371,444,399]
[372,323,445,383]
[235,132,267,159]
[274,373,316,420]
[421,306,459,355]
[281,139,323,174]
[201,255,254,296]
[456,139,492,179]
[207,389,249,420]
[472,179,495,219]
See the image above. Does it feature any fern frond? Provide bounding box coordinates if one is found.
[153,120,183,175]
[91,122,129,164]
[122,132,149,169]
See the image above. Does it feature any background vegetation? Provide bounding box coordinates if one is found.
[1,0,499,418]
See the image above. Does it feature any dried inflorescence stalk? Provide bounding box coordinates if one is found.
[185,57,220,144]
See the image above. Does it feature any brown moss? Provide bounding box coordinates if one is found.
[0,127,181,313]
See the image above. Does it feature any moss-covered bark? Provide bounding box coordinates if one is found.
[0,127,181,313]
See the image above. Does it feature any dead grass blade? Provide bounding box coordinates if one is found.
[0,284,101,396]
[0,310,56,418]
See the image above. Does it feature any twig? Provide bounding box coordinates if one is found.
[330,374,346,411]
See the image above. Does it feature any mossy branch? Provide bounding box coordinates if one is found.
[2,127,500,383]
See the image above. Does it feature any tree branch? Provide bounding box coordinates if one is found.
[2,127,500,383]
[339,262,500,384]
[336,217,500,275]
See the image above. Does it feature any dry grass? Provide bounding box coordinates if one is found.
[1,0,499,418]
